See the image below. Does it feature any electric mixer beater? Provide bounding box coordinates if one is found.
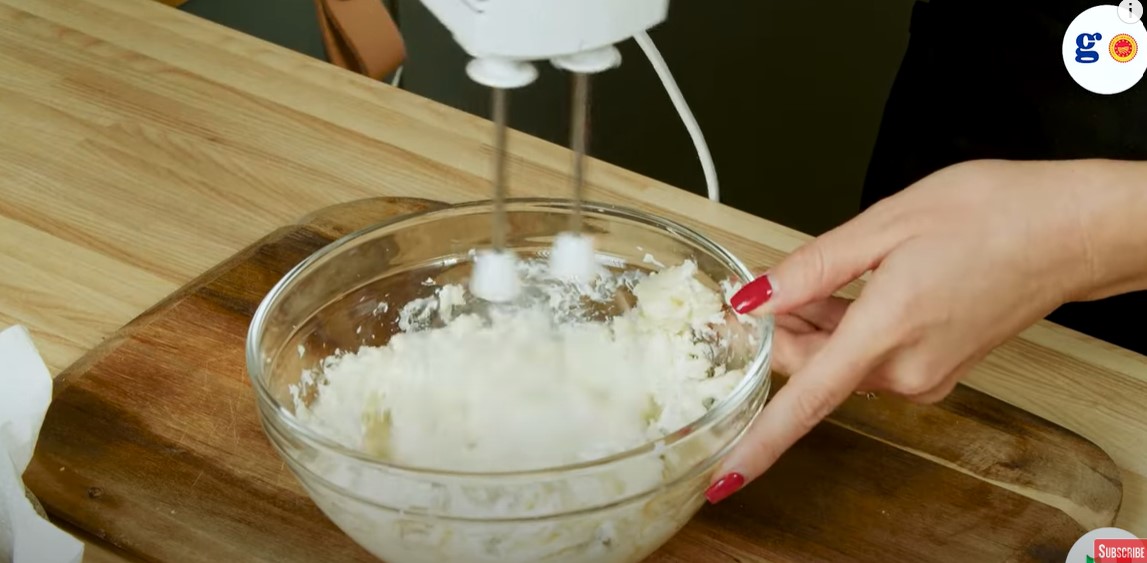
[569,72,589,234]
[414,0,695,301]
[548,62,613,283]
[467,85,520,302]
[464,58,537,303]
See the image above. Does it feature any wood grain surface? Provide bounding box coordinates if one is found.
[0,0,1144,553]
[25,198,1123,563]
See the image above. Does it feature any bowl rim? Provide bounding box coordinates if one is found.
[246,197,773,478]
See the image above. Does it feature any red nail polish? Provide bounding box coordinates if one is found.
[730,276,773,314]
[704,473,745,504]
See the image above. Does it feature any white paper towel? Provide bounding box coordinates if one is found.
[0,325,84,563]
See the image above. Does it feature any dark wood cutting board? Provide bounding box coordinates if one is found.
[25,197,1122,563]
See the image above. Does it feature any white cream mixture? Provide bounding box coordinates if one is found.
[292,260,746,473]
[284,257,767,563]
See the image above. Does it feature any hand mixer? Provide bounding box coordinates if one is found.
[416,0,720,302]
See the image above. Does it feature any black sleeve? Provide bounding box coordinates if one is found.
[861,0,1147,210]
[860,0,1147,355]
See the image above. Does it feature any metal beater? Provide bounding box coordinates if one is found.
[545,70,600,282]
[568,72,590,235]
[490,87,510,252]
[468,52,616,301]
[416,0,667,300]
[468,84,524,304]
[488,74,590,248]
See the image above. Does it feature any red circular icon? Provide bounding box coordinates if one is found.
[1110,33,1139,62]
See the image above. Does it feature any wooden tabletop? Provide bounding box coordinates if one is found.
[1,0,1145,554]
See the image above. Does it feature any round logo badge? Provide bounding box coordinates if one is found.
[1110,33,1139,61]
[1062,5,1147,94]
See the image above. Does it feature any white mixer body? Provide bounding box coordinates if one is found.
[419,0,670,64]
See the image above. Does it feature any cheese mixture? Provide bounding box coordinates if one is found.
[282,257,767,563]
[291,260,747,473]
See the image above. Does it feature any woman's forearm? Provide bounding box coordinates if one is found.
[1069,159,1147,302]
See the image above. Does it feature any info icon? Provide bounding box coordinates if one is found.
[1063,4,1147,94]
[1118,0,1143,24]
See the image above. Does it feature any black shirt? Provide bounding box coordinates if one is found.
[862,0,1147,355]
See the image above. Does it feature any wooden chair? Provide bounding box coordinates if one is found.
[312,0,405,81]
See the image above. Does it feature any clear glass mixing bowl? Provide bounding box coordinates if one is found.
[246,199,773,563]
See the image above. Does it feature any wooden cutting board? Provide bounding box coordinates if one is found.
[25,197,1122,563]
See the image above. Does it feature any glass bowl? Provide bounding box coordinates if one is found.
[246,198,773,563]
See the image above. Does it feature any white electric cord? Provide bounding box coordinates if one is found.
[634,31,720,203]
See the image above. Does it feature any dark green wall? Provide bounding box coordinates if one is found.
[181,0,916,236]
[182,0,327,59]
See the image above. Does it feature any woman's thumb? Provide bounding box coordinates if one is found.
[730,222,889,316]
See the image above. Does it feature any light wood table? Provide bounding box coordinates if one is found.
[1,0,1144,557]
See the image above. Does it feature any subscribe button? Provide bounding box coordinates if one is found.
[1063,2,1147,94]
[1067,527,1147,562]
[1094,539,1147,562]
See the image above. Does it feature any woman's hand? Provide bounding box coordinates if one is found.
[703,158,1147,504]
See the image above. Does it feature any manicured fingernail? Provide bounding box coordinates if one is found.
[704,472,745,504]
[730,275,773,314]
